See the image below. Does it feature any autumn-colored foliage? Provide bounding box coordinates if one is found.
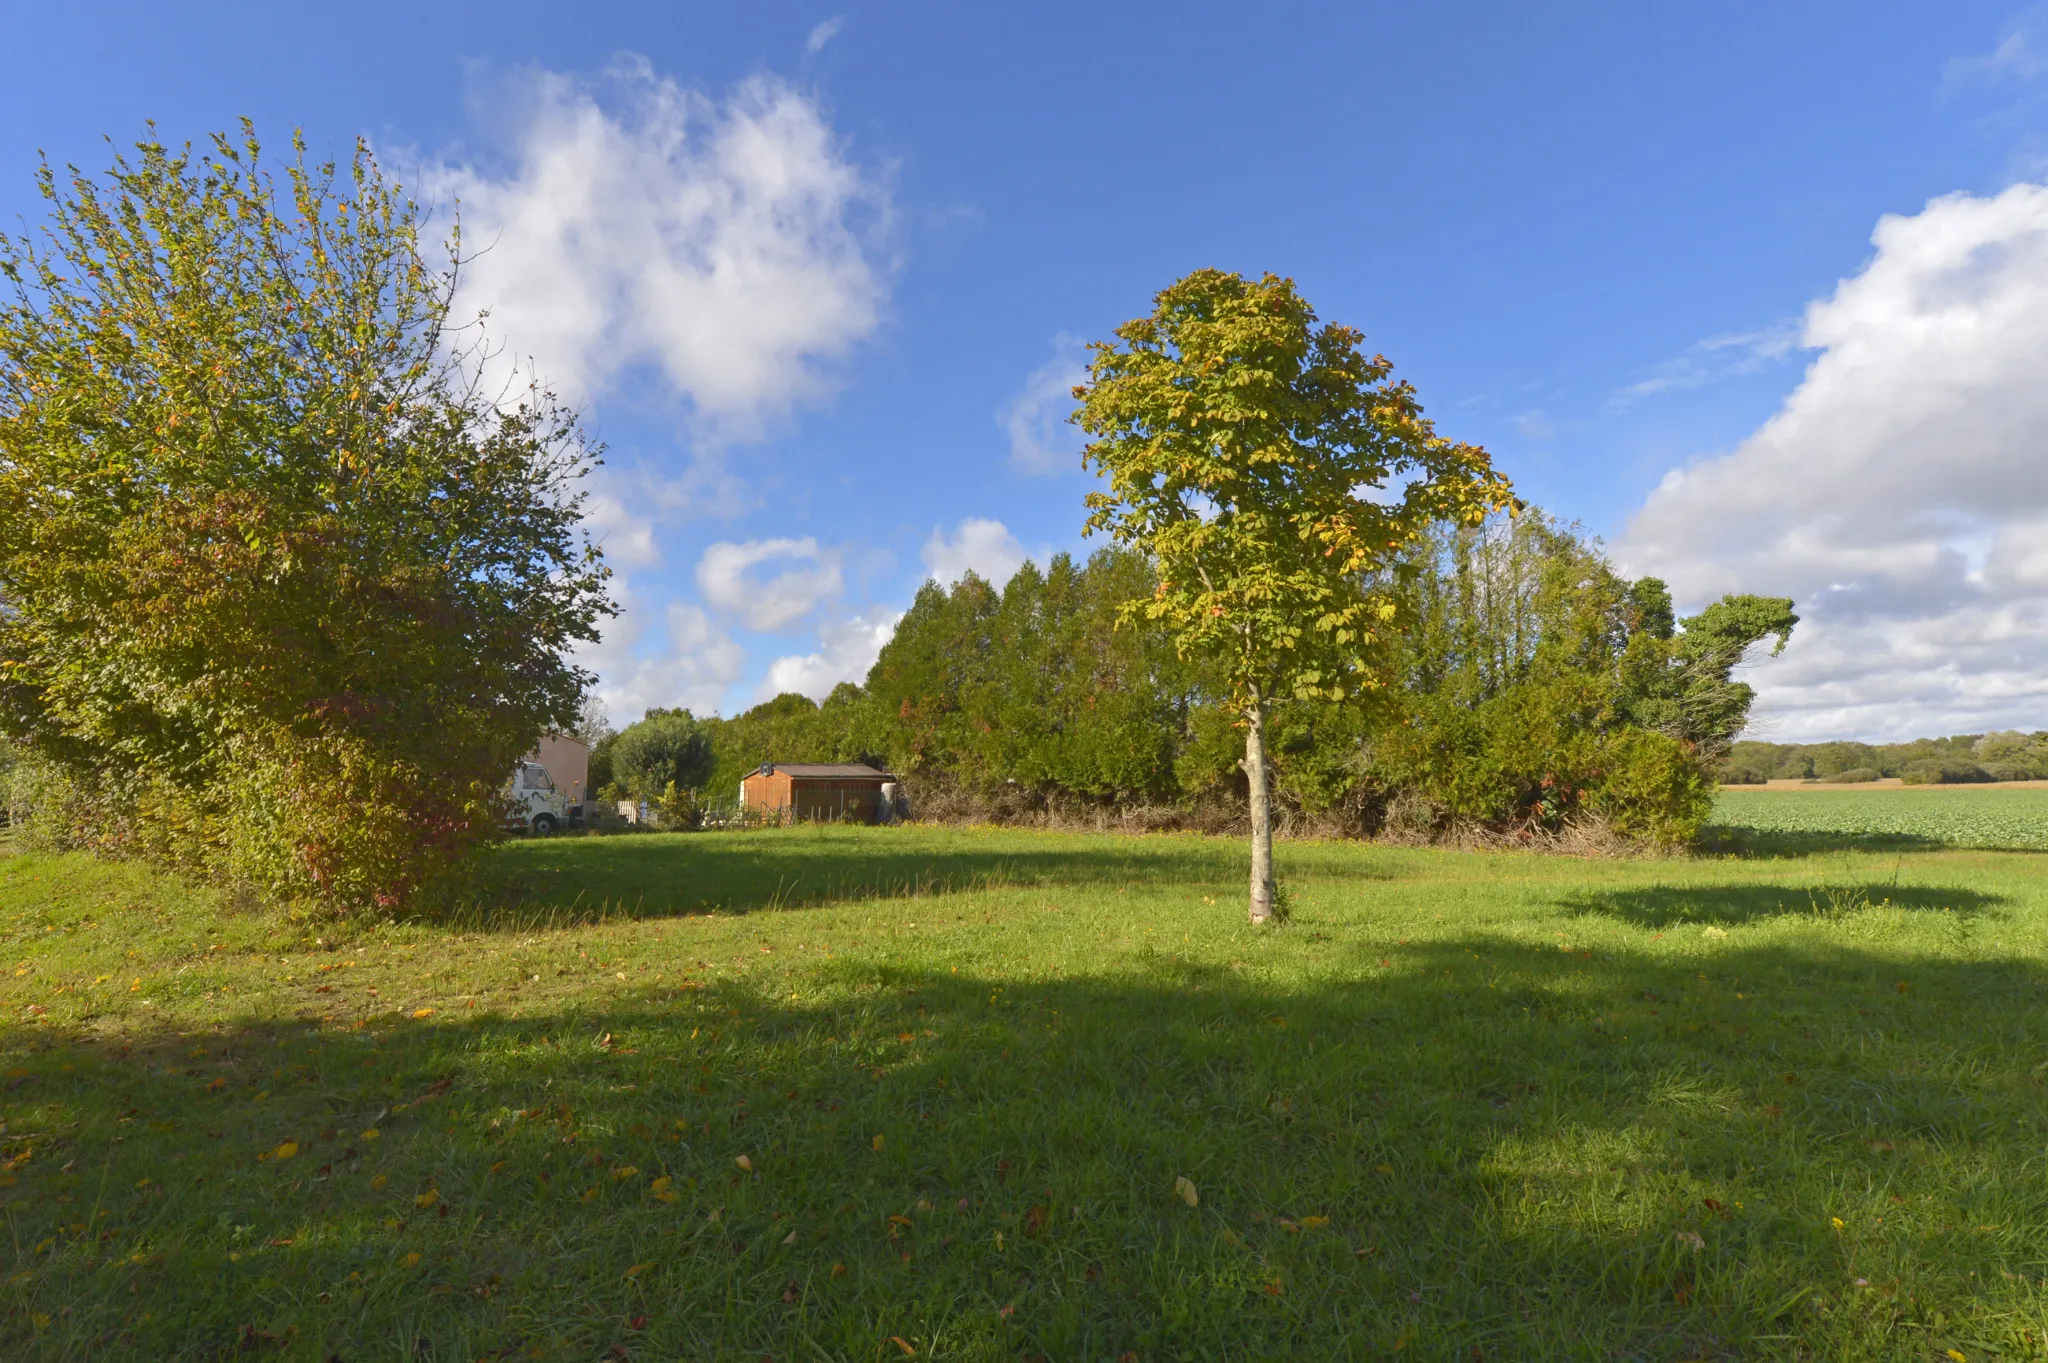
[1073,270,1516,919]
[0,126,613,911]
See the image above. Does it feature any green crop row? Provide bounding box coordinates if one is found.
[1713,787,2048,849]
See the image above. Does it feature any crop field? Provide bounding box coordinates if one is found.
[4,827,2048,1360]
[1713,786,2048,852]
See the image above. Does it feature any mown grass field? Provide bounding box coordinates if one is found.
[1714,786,2048,852]
[3,822,2047,1360]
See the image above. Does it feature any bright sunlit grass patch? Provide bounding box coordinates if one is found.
[2,825,2046,1359]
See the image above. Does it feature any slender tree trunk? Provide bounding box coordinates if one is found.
[1243,690,1276,924]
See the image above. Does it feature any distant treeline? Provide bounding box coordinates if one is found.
[1722,733,2048,785]
[593,512,1797,846]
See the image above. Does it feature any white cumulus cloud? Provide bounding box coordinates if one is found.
[999,334,1088,473]
[922,518,1027,587]
[1619,181,2048,740]
[760,612,901,700]
[426,56,891,433]
[581,594,747,720]
[696,537,843,631]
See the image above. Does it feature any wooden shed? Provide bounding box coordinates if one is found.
[739,762,897,824]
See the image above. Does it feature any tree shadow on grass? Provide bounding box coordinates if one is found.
[6,931,2045,1361]
[1559,881,2011,929]
[464,826,1400,927]
[1698,826,1955,858]
[1700,826,2048,858]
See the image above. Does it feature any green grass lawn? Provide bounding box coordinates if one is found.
[1713,786,2048,852]
[5,826,2048,1360]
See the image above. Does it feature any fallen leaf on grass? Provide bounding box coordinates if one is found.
[1675,1231,1704,1251]
[890,1338,916,1356]
[206,1078,226,1092]
[871,1134,885,1152]
[1375,1164,1394,1175]
[624,1261,652,1279]
[783,1229,798,1245]
[1302,1216,1329,1229]
[411,1008,433,1019]
[612,1165,640,1181]
[370,1175,388,1190]
[415,1190,439,1208]
[1174,1176,1198,1207]
[735,1154,753,1172]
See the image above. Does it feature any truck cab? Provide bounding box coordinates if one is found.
[506,760,573,834]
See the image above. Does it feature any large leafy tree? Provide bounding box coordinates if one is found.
[0,126,613,910]
[608,709,716,802]
[1075,270,1514,922]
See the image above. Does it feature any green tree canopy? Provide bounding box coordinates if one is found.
[1074,269,1515,921]
[608,709,716,802]
[0,125,613,910]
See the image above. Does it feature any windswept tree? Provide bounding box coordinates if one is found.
[1075,270,1515,922]
[0,125,613,911]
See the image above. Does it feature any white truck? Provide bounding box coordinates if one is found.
[506,759,573,834]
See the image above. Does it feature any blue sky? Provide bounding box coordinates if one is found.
[6,2,2048,739]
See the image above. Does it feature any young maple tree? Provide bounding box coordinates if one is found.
[1075,270,1515,923]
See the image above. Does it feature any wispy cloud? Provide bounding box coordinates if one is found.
[1608,319,1805,409]
[805,17,844,56]
[1945,8,2048,90]
[999,334,1089,474]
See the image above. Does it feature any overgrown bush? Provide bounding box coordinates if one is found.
[0,128,611,911]
[1829,767,1881,783]
[608,710,715,803]
[1590,729,1714,846]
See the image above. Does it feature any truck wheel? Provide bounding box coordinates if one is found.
[532,813,558,835]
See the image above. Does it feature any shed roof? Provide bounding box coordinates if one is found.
[753,762,895,780]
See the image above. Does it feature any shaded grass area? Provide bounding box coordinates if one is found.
[3,828,2048,1360]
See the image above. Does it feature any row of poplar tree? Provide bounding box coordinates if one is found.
[597,511,1797,848]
